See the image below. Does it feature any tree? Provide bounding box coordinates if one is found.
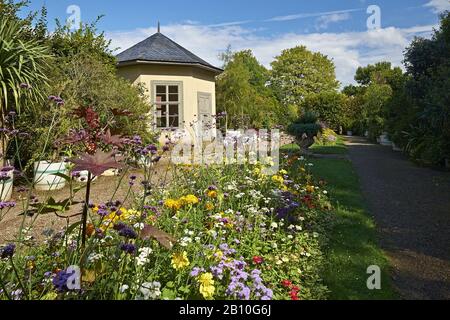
[216,50,282,129]
[0,14,51,164]
[270,46,339,108]
[302,91,348,130]
[401,11,450,164]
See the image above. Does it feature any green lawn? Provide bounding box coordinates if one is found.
[310,137,348,155]
[280,136,348,155]
[282,141,397,299]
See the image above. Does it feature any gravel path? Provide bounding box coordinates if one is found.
[346,136,450,300]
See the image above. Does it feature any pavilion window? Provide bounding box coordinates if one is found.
[155,84,181,128]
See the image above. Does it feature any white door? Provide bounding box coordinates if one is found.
[197,92,213,141]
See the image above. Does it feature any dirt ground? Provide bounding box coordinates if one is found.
[0,161,172,245]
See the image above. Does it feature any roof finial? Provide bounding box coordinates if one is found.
[157,21,160,33]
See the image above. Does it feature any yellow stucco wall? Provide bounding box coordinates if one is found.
[117,64,217,144]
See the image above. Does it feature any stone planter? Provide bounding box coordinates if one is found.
[364,131,369,138]
[0,169,14,201]
[34,161,68,191]
[102,169,119,177]
[346,131,353,136]
[73,170,97,182]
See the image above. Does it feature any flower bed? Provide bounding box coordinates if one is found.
[0,154,332,300]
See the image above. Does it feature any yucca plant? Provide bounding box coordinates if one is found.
[0,16,51,164]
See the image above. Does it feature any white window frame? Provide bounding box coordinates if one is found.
[151,81,183,129]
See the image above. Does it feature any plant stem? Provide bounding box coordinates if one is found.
[81,172,92,249]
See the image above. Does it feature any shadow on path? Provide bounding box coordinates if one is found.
[346,136,450,300]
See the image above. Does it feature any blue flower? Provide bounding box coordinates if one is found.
[1,243,15,259]
[118,226,138,239]
[52,269,76,293]
[120,243,136,254]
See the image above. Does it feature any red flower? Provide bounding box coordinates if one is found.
[290,285,301,300]
[252,256,264,264]
[290,289,300,300]
[281,280,292,288]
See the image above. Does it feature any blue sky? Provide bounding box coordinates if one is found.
[23,0,450,85]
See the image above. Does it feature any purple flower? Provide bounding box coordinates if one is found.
[0,201,16,210]
[52,269,77,292]
[120,243,136,254]
[1,243,15,259]
[118,226,138,239]
[190,267,205,277]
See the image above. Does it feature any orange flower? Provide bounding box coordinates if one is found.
[86,223,95,237]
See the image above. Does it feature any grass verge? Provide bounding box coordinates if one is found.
[282,142,397,299]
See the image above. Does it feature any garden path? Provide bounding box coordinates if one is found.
[346,136,450,299]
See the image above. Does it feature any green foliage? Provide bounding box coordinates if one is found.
[401,12,450,164]
[302,91,348,131]
[270,46,339,108]
[287,111,322,145]
[216,50,282,129]
[48,17,116,67]
[0,15,51,114]
[342,61,405,139]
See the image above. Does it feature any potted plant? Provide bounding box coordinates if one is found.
[287,112,322,152]
[0,164,14,201]
[32,96,70,191]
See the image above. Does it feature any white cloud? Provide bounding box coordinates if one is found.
[424,0,450,13]
[315,13,351,30]
[266,8,361,22]
[107,23,436,86]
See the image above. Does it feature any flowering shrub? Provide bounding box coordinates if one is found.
[314,128,338,146]
[0,150,332,300]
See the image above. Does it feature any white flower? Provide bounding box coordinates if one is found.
[120,284,129,293]
[295,225,303,231]
[133,223,145,230]
[323,190,328,195]
[313,232,319,238]
[88,253,104,263]
[137,282,161,300]
[180,237,192,247]
[288,225,295,230]
[287,235,294,239]
[135,247,153,266]
[270,222,278,229]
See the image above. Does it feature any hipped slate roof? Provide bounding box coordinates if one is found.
[116,32,223,74]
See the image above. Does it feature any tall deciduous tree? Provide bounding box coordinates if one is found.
[216,50,282,129]
[270,46,339,108]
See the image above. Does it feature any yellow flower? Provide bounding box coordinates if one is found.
[179,195,199,205]
[198,273,215,299]
[279,169,288,175]
[207,190,217,198]
[165,199,182,211]
[214,250,223,260]
[199,272,214,286]
[271,175,284,184]
[205,202,214,210]
[306,185,315,193]
[299,167,306,173]
[171,251,190,270]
